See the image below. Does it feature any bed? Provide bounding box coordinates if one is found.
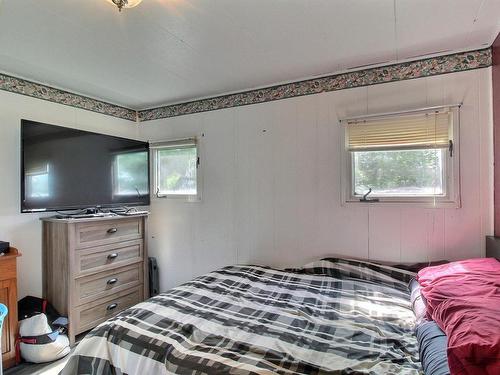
[61,258,421,374]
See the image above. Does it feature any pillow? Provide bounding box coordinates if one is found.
[417,258,500,375]
[409,278,427,324]
[394,260,449,273]
[416,321,450,375]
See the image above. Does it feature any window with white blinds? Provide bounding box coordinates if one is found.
[346,110,452,151]
[341,106,460,206]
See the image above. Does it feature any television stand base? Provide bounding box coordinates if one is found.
[55,212,116,219]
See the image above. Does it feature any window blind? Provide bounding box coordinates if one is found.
[346,110,451,151]
[149,138,197,149]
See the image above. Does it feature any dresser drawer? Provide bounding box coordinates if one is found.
[74,240,143,276]
[74,264,143,306]
[75,287,142,334]
[75,218,142,249]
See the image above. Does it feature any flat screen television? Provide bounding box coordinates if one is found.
[21,120,150,213]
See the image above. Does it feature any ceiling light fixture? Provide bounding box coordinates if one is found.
[106,0,143,12]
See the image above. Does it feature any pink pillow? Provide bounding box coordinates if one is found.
[417,258,500,375]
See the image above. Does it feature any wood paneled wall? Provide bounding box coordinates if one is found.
[493,33,500,235]
[0,90,139,299]
[139,68,493,293]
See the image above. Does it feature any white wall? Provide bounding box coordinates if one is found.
[4,68,491,300]
[0,90,139,298]
[139,68,494,293]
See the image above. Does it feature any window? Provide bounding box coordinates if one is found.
[342,106,460,206]
[151,138,200,199]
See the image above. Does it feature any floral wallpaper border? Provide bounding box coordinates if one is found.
[0,48,492,122]
[0,73,137,121]
[138,48,492,122]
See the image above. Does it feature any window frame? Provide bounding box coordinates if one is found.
[150,138,202,201]
[341,106,461,207]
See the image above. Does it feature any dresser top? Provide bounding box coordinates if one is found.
[0,247,21,260]
[41,213,148,223]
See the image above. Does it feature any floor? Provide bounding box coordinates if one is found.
[4,333,85,375]
[4,354,71,375]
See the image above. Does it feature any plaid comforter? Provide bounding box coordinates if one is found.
[61,258,421,374]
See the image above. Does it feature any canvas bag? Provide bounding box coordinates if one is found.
[17,296,70,363]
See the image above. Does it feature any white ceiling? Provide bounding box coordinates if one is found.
[0,0,499,109]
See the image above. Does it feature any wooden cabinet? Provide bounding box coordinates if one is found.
[0,248,21,370]
[42,215,148,346]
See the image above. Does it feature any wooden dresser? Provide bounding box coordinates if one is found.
[42,215,148,345]
[0,248,21,369]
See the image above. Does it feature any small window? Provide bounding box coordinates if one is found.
[342,106,460,206]
[151,138,200,199]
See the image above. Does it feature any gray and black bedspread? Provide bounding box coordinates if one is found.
[61,258,421,374]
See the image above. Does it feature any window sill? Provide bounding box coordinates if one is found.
[154,194,201,202]
[342,199,461,209]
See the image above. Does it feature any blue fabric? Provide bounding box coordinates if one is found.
[416,320,450,375]
[0,303,7,368]
[0,304,6,375]
[52,317,68,327]
[0,303,7,327]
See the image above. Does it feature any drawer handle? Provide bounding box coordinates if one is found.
[107,303,118,311]
[107,227,118,234]
[107,253,118,260]
[107,278,118,285]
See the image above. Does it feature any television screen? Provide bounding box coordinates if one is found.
[21,120,150,212]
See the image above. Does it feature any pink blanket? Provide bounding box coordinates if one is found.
[417,258,500,375]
